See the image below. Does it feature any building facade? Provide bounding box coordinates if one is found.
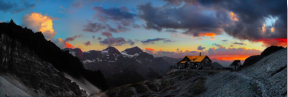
[173,56,212,70]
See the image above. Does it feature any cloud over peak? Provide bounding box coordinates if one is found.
[22,12,56,40]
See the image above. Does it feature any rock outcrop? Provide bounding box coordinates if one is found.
[242,46,284,68]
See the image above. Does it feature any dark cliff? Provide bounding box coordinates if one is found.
[0,20,107,96]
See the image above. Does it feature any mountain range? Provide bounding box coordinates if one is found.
[65,46,178,88]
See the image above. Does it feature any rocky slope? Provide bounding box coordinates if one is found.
[66,46,176,88]
[242,46,284,68]
[106,47,287,97]
[0,33,86,96]
[0,20,107,96]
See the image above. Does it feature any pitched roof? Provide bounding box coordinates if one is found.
[179,61,187,63]
[186,56,207,62]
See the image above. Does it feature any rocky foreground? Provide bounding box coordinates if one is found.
[0,33,86,96]
[0,21,107,96]
[106,48,287,97]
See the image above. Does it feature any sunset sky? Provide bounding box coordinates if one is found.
[1,0,286,64]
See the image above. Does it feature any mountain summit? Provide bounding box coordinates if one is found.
[123,46,143,55]
[103,46,121,55]
[66,46,176,88]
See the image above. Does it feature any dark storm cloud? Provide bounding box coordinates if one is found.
[93,6,135,21]
[93,6,135,28]
[139,0,286,46]
[197,45,205,50]
[83,22,106,33]
[141,38,172,44]
[83,22,125,33]
[100,37,135,46]
[83,6,136,33]
[0,0,35,13]
[101,32,112,37]
[138,3,229,36]
[199,0,287,42]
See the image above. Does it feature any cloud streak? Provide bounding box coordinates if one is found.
[141,38,172,44]
[84,41,91,46]
[64,35,81,42]
[197,45,206,50]
[233,42,245,45]
[100,37,134,46]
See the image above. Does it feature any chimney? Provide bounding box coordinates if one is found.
[199,52,201,56]
[9,19,15,25]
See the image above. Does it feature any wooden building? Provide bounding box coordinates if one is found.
[173,55,212,69]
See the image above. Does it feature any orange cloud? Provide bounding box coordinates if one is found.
[270,27,275,32]
[23,12,56,40]
[211,55,250,61]
[58,38,63,43]
[261,24,266,33]
[199,32,216,39]
[230,12,239,21]
[257,38,287,47]
[208,47,261,61]
[64,42,74,48]
[145,48,155,51]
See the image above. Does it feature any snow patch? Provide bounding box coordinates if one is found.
[64,73,101,96]
[83,59,95,64]
[69,51,77,56]
[101,50,108,54]
[121,52,139,58]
